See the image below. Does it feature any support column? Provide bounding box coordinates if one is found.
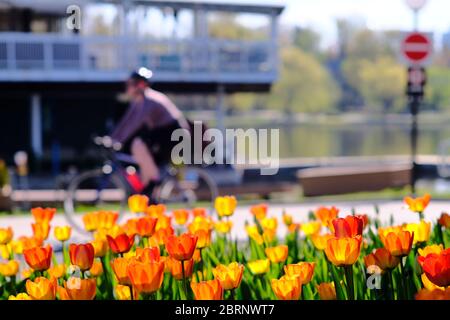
[216,84,226,163]
[30,94,43,159]
[270,11,280,72]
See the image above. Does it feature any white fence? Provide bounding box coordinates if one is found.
[0,33,277,83]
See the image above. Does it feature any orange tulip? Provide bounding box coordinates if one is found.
[127,260,165,295]
[364,248,400,271]
[315,206,339,226]
[155,215,172,231]
[271,275,301,300]
[282,212,293,226]
[250,204,268,220]
[415,288,450,300]
[191,279,223,300]
[331,216,364,238]
[128,194,149,213]
[48,264,66,279]
[325,237,362,267]
[169,257,194,280]
[136,217,157,237]
[212,262,244,290]
[284,262,315,284]
[379,230,414,257]
[136,247,160,263]
[32,222,51,241]
[192,208,207,218]
[64,277,97,300]
[91,238,108,258]
[152,226,175,246]
[0,227,13,245]
[404,194,431,213]
[173,209,190,225]
[26,277,56,300]
[418,248,450,288]
[145,204,166,217]
[57,286,71,300]
[123,219,138,236]
[165,233,198,261]
[31,207,56,224]
[311,233,334,251]
[193,229,212,249]
[316,282,337,300]
[265,245,289,263]
[111,257,131,285]
[69,243,95,271]
[24,245,52,271]
[54,226,71,242]
[438,213,450,228]
[107,234,135,254]
[89,261,104,277]
[83,211,119,232]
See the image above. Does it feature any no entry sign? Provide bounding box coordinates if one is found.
[401,32,432,65]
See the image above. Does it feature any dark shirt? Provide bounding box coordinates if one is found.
[111,88,184,144]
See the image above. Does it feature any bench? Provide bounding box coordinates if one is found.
[297,164,412,197]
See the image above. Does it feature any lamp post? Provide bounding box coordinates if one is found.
[404,0,428,195]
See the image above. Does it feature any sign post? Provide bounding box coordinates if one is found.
[401,25,432,194]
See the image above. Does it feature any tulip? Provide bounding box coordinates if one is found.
[115,285,132,300]
[173,209,189,225]
[284,262,315,284]
[250,204,268,220]
[438,213,450,228]
[311,233,334,251]
[379,230,414,257]
[107,234,135,255]
[215,196,237,217]
[193,229,212,249]
[112,257,132,285]
[215,221,233,234]
[265,245,289,263]
[418,248,450,287]
[128,194,149,213]
[32,222,51,241]
[127,260,165,295]
[152,227,175,246]
[69,243,95,271]
[404,194,431,215]
[191,279,223,300]
[57,286,71,300]
[315,206,339,227]
[192,208,207,218]
[188,216,214,233]
[246,225,264,245]
[89,261,104,277]
[9,293,32,300]
[169,257,194,280]
[421,273,445,291]
[260,217,278,232]
[331,216,364,238]
[22,268,33,279]
[136,247,160,263]
[97,211,119,230]
[64,277,97,300]
[271,275,301,300]
[282,213,293,226]
[136,217,157,237]
[48,264,66,279]
[91,238,108,258]
[83,212,99,232]
[316,282,337,300]
[404,220,431,244]
[0,227,13,245]
[31,207,56,224]
[364,248,400,272]
[26,277,56,300]
[212,262,244,291]
[325,237,361,267]
[24,245,52,271]
[54,226,71,242]
[0,243,11,260]
[415,288,450,300]
[355,214,369,229]
[155,215,172,231]
[301,221,322,236]
[165,233,198,261]
[0,260,19,277]
[124,219,138,236]
[418,244,444,257]
[145,204,166,217]
[247,259,270,275]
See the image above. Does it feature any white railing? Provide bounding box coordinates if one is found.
[0,32,277,83]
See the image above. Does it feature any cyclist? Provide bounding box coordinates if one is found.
[111,67,190,195]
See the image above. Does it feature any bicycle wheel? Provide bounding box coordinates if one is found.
[156,167,219,210]
[64,169,129,235]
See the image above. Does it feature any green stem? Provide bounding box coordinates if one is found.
[230,288,236,301]
[399,258,409,300]
[344,266,355,300]
[181,260,188,299]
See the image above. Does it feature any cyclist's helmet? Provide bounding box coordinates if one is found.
[129,67,153,84]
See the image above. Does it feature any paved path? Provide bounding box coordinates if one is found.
[2,200,449,244]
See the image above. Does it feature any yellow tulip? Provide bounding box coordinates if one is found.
[247,259,270,275]
[265,245,289,263]
[0,260,19,277]
[115,284,132,300]
[0,227,13,244]
[215,196,237,217]
[271,275,301,300]
[9,293,32,300]
[212,262,244,291]
[54,226,72,242]
[301,221,322,236]
[418,244,444,257]
[214,221,233,234]
[403,220,431,244]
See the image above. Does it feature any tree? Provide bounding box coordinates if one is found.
[292,27,321,56]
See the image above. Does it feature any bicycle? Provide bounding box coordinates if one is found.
[64,136,219,234]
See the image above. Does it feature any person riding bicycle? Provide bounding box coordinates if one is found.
[111,67,190,195]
